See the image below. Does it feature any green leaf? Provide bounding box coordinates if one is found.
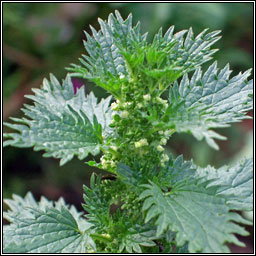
[139,156,252,253]
[142,27,221,91]
[195,158,253,211]
[3,74,113,165]
[69,11,138,98]
[69,11,220,97]
[166,62,253,149]
[119,226,156,253]
[82,173,112,228]
[3,192,95,253]
[173,243,189,253]
[116,163,144,186]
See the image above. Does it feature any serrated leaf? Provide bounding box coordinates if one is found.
[69,12,220,97]
[68,11,137,98]
[142,27,221,92]
[3,74,113,165]
[83,174,112,228]
[166,62,253,149]
[195,158,253,211]
[139,156,252,253]
[116,163,144,187]
[3,192,95,253]
[119,225,156,253]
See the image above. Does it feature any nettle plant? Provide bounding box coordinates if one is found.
[3,11,253,253]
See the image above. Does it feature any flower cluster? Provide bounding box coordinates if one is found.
[100,77,174,170]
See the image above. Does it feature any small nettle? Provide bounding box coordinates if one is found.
[3,11,253,253]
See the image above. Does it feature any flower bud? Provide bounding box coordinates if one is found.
[157,145,164,152]
[111,102,119,110]
[101,160,107,169]
[135,138,149,148]
[143,94,151,101]
[138,103,143,109]
[110,160,116,168]
[160,138,167,145]
[102,233,111,239]
[161,154,169,162]
[121,110,129,118]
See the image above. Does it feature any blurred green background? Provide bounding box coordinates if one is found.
[3,3,253,252]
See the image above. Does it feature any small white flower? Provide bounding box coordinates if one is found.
[121,110,129,118]
[111,103,119,111]
[161,154,169,162]
[158,130,164,135]
[143,94,151,101]
[160,154,169,166]
[156,97,168,108]
[140,139,149,146]
[160,138,167,145]
[134,142,140,148]
[157,97,167,104]
[101,160,107,169]
[137,103,143,109]
[156,97,162,103]
[110,161,116,168]
[157,145,164,152]
[100,156,109,169]
[123,101,132,107]
[102,233,111,239]
[119,74,125,79]
[111,102,119,110]
[135,138,149,148]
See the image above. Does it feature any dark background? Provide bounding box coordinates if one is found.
[2,3,253,253]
